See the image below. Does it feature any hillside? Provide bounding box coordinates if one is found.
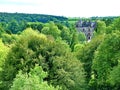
[0,13,120,90]
[0,12,68,23]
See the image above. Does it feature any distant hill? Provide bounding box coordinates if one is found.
[0,12,68,23]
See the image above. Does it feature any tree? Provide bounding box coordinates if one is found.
[0,39,9,89]
[60,26,71,44]
[0,28,49,89]
[37,23,43,32]
[7,20,19,34]
[73,43,84,52]
[102,18,113,26]
[70,32,79,51]
[0,22,7,32]
[1,33,18,45]
[41,22,61,39]
[10,65,60,90]
[0,26,4,37]
[0,39,9,71]
[105,17,120,34]
[92,31,120,89]
[50,54,86,90]
[78,32,86,43]
[105,25,113,34]
[76,35,104,88]
[0,22,8,37]
[113,17,120,31]
[0,28,86,90]
[108,64,120,89]
[96,20,106,34]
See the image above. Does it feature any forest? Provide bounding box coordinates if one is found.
[0,12,120,90]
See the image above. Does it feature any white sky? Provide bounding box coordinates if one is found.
[0,0,120,17]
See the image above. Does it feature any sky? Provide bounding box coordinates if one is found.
[0,0,120,17]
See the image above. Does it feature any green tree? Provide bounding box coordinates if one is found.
[60,26,71,44]
[105,25,113,34]
[7,20,19,34]
[0,26,4,37]
[10,65,60,90]
[92,31,120,89]
[41,22,61,39]
[70,32,79,51]
[76,35,104,87]
[0,39,9,71]
[0,23,5,37]
[37,23,43,32]
[0,22,7,33]
[113,17,120,31]
[78,32,86,43]
[1,33,18,45]
[96,20,106,34]
[108,64,120,89]
[0,28,86,90]
[73,43,84,52]
[102,18,113,26]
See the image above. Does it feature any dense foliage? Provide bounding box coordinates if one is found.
[0,28,86,90]
[0,12,69,34]
[0,12,67,23]
[10,65,60,90]
[0,13,120,90]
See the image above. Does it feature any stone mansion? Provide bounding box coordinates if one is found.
[76,20,96,41]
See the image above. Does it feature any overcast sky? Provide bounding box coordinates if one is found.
[0,0,120,17]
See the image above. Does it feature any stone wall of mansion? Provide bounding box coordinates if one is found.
[76,20,96,41]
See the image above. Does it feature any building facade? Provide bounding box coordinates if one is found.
[76,20,96,41]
